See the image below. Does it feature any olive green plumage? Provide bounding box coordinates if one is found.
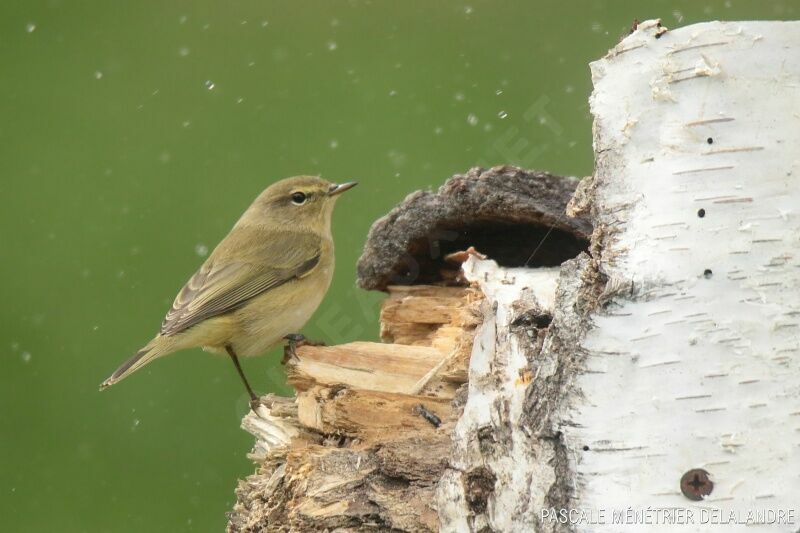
[100,176,356,391]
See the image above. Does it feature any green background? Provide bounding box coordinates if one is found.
[1,1,795,531]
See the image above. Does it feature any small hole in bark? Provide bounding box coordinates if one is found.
[465,467,496,514]
[583,445,590,451]
[703,269,713,278]
[707,137,714,144]
[697,208,706,218]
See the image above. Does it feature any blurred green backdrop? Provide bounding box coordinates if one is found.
[1,1,795,531]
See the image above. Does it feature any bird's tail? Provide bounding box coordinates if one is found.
[99,336,176,391]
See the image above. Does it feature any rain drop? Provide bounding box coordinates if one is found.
[454,92,465,102]
[25,22,36,33]
[195,244,208,257]
[179,46,190,57]
[204,80,215,90]
[329,140,339,149]
[94,71,103,80]
[467,113,479,126]
[327,41,338,51]
[21,352,32,363]
[497,110,508,119]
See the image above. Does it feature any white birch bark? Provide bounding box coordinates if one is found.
[439,19,800,532]
[570,19,800,530]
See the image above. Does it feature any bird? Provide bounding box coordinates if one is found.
[100,176,357,407]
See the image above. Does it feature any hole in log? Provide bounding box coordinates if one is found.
[697,208,706,218]
[392,222,589,286]
[703,269,713,278]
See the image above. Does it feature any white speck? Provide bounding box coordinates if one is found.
[195,243,208,257]
[672,10,684,23]
[25,22,36,33]
[117,270,126,279]
[204,80,215,90]
[327,41,338,51]
[565,85,574,94]
[93,325,99,331]
[464,6,473,15]
[132,418,140,430]
[495,89,503,96]
[21,352,32,363]
[497,110,508,119]
[454,92,465,102]
[538,116,547,125]
[724,0,731,7]
[434,126,443,135]
[179,15,187,24]
[182,120,191,128]
[240,20,247,25]
[467,113,478,126]
[483,123,493,132]
[388,89,397,97]
[236,97,244,104]
[330,18,339,27]
[11,342,19,351]
[329,139,339,149]
[179,46,190,57]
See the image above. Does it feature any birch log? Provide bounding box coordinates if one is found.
[438,19,800,532]
[230,19,800,533]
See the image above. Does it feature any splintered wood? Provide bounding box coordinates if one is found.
[228,284,481,532]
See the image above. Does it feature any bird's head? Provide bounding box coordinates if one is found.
[240,175,357,232]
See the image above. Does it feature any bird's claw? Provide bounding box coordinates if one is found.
[249,397,269,419]
[282,333,326,364]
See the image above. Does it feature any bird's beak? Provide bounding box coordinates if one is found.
[328,181,358,196]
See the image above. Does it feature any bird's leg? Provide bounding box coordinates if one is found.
[225,344,261,411]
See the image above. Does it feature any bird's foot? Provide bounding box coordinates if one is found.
[249,396,269,419]
[282,333,326,364]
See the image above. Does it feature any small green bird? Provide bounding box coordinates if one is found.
[100,176,356,406]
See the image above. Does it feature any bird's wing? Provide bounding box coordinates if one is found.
[159,230,322,337]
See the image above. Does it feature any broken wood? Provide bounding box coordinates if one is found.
[227,283,482,532]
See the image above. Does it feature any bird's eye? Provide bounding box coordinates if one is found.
[291,192,307,205]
